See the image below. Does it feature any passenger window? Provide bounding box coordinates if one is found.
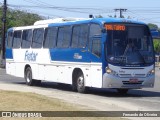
[44,27,57,48]
[89,24,101,51]
[7,31,13,48]
[90,24,101,36]
[32,28,44,48]
[57,27,71,48]
[92,39,101,57]
[22,29,32,48]
[13,30,22,48]
[71,26,80,48]
[71,24,88,48]
[79,25,88,48]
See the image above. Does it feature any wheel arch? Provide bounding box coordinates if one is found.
[24,64,31,77]
[72,68,83,84]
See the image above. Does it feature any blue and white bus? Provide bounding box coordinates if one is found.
[6,17,155,94]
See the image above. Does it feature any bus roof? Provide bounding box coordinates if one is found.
[48,17,146,27]
[34,17,91,25]
[8,17,146,32]
[7,24,48,32]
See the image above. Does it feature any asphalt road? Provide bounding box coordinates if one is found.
[0,67,160,113]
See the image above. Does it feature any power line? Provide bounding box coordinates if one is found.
[6,1,160,26]
[114,8,127,18]
[8,4,115,15]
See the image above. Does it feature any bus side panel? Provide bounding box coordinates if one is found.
[44,65,59,82]
[25,63,39,80]
[15,63,25,78]
[90,63,102,88]
[6,49,24,78]
[59,65,72,84]
[38,65,45,80]
[43,62,90,85]
[83,66,91,87]
[6,62,16,76]
[6,48,14,76]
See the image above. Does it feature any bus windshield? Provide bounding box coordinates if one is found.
[106,23,154,66]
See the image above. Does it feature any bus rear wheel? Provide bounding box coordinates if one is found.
[25,67,37,86]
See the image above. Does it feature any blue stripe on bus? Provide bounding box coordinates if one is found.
[49,48,102,63]
[6,48,13,59]
[48,18,146,27]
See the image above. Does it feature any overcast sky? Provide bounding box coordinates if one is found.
[1,0,160,27]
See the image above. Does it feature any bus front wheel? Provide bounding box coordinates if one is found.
[76,72,86,93]
[25,67,36,86]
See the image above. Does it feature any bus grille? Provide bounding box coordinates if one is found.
[122,81,143,85]
[119,74,146,78]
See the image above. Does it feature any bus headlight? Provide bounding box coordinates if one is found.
[106,67,112,74]
[106,67,118,76]
[147,69,155,77]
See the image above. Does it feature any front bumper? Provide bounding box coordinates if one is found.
[102,73,155,89]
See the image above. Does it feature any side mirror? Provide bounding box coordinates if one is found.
[101,29,106,33]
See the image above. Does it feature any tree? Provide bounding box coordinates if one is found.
[153,39,160,54]
[148,23,158,30]
[0,7,44,38]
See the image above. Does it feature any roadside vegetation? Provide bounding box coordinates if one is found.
[0,7,43,47]
[153,39,160,54]
[154,39,160,66]
[0,90,126,120]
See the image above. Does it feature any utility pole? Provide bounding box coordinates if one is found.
[1,0,7,60]
[114,8,127,18]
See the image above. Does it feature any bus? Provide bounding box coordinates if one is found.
[6,17,155,94]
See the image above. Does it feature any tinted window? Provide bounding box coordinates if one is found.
[7,31,13,48]
[79,25,88,48]
[13,30,22,48]
[90,24,101,36]
[44,27,57,48]
[32,28,44,48]
[106,23,154,65]
[89,24,101,51]
[71,25,89,48]
[72,26,80,48]
[57,27,71,48]
[22,29,32,48]
[92,39,101,57]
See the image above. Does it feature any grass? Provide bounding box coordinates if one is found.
[0,90,126,120]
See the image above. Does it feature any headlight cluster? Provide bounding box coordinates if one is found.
[106,67,118,76]
[147,69,155,77]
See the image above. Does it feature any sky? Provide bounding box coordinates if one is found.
[1,0,160,27]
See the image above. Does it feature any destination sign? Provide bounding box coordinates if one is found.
[104,24,126,31]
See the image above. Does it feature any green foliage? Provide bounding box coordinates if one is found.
[7,8,43,27]
[0,7,43,36]
[148,23,158,30]
[153,39,160,54]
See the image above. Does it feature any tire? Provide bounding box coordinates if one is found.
[25,67,36,86]
[76,72,86,93]
[117,89,129,94]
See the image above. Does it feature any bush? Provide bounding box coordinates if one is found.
[153,39,160,54]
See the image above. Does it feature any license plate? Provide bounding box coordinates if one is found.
[129,79,138,83]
